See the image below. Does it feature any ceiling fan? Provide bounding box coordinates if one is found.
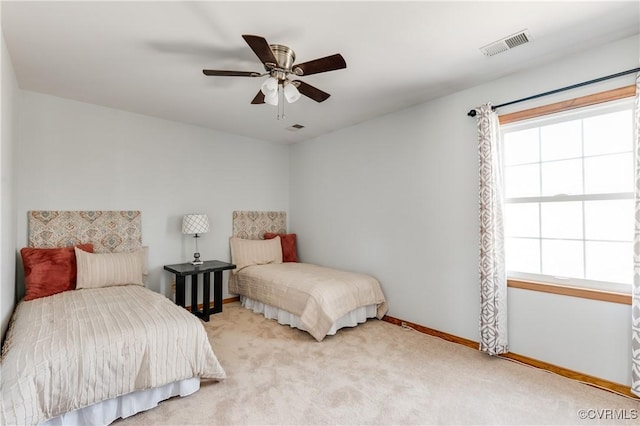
[202,35,346,107]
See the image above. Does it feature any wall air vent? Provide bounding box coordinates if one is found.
[287,124,305,131]
[480,29,532,57]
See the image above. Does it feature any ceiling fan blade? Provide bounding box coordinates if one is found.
[242,34,279,67]
[293,80,331,102]
[203,70,262,77]
[251,91,265,104]
[293,54,346,76]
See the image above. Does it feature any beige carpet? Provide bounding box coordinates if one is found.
[120,302,640,425]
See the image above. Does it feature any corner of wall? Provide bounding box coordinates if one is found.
[1,29,20,339]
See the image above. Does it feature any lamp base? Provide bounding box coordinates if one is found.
[191,252,203,265]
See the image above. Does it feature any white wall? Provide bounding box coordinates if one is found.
[14,92,289,301]
[4,23,637,387]
[290,35,639,386]
[1,31,18,338]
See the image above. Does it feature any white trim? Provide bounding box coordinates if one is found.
[506,192,633,204]
[508,271,632,294]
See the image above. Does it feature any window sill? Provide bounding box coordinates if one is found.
[507,279,631,305]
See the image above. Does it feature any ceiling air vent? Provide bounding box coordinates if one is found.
[480,29,532,57]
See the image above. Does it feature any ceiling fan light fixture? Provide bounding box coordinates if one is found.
[264,90,279,106]
[260,76,278,96]
[284,81,301,103]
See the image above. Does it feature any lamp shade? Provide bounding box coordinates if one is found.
[284,82,301,103]
[260,77,278,97]
[264,91,279,106]
[182,214,210,234]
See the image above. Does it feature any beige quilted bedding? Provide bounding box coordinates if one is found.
[229,262,388,341]
[0,285,225,425]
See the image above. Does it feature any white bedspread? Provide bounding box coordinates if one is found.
[0,285,226,425]
[229,262,388,341]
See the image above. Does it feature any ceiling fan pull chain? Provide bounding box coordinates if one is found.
[277,84,285,120]
[281,87,286,119]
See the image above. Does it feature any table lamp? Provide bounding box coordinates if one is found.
[182,214,210,265]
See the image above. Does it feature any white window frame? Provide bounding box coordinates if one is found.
[500,97,635,295]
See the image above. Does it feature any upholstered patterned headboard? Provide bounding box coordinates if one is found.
[28,211,142,253]
[232,211,286,240]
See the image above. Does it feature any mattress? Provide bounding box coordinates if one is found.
[229,262,388,341]
[1,285,226,425]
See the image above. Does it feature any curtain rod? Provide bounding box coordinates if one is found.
[466,67,640,117]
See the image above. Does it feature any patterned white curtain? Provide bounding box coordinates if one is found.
[632,73,640,397]
[476,103,508,355]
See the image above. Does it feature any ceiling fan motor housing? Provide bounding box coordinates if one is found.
[268,44,297,81]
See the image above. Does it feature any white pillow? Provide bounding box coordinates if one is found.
[229,236,282,273]
[75,247,144,289]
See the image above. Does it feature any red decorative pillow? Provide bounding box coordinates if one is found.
[21,244,94,301]
[263,233,298,262]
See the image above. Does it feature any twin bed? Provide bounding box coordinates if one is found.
[1,211,225,425]
[1,210,387,425]
[228,211,387,342]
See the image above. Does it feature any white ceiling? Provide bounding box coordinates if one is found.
[2,1,638,144]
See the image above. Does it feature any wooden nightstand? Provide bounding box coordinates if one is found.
[163,260,236,321]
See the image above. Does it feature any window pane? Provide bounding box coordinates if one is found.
[541,159,582,196]
[541,239,584,278]
[504,203,539,237]
[540,120,582,161]
[585,241,632,284]
[540,201,583,239]
[506,237,540,274]
[584,199,633,241]
[584,153,633,194]
[505,164,539,198]
[503,128,539,166]
[502,101,634,289]
[584,110,633,156]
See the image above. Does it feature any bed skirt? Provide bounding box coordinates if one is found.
[40,377,200,426]
[240,295,377,336]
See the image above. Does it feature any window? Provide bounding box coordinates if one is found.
[501,98,635,294]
